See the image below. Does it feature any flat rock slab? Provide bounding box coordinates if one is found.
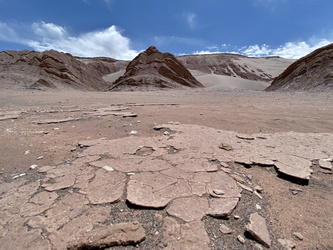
[246,212,271,248]
[67,221,145,249]
[0,111,22,121]
[1,123,333,249]
[33,117,82,124]
[163,217,210,250]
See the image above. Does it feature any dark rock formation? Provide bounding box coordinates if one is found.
[0,50,109,90]
[109,46,203,91]
[266,43,333,91]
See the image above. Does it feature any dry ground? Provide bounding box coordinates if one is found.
[0,89,332,249]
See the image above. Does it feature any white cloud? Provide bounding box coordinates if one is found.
[183,12,197,30]
[0,21,138,60]
[238,39,333,58]
[0,22,19,42]
[192,39,333,59]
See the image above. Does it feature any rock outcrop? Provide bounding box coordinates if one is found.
[178,53,294,82]
[266,43,333,91]
[0,50,110,90]
[109,46,203,91]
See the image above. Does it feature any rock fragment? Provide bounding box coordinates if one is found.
[67,221,146,250]
[237,235,245,244]
[278,238,296,249]
[219,224,233,234]
[218,143,233,151]
[319,159,332,170]
[292,232,304,241]
[246,212,271,248]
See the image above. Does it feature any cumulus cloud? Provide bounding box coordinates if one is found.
[0,21,138,60]
[193,39,333,59]
[239,39,333,58]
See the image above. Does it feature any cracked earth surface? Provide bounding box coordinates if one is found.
[0,90,333,249]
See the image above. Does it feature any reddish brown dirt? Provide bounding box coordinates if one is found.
[0,89,332,249]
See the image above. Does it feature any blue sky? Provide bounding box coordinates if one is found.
[0,0,332,60]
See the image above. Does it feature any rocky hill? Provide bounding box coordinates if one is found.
[177,54,293,82]
[266,43,333,91]
[108,46,203,91]
[0,50,116,91]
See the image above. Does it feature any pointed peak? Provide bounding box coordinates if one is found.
[145,46,160,54]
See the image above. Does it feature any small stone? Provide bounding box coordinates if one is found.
[213,189,225,195]
[319,159,332,170]
[37,156,44,160]
[25,150,30,155]
[253,243,264,250]
[278,238,296,249]
[70,148,77,152]
[246,212,271,248]
[231,174,246,184]
[236,134,255,140]
[255,204,262,210]
[102,166,114,172]
[220,162,229,168]
[247,174,253,180]
[218,143,233,151]
[253,191,263,199]
[234,215,241,220]
[237,235,245,244]
[29,165,38,170]
[237,182,253,192]
[219,224,233,234]
[163,131,170,136]
[163,242,168,247]
[130,130,138,135]
[254,185,263,192]
[13,173,26,179]
[292,232,304,241]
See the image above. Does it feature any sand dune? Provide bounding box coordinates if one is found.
[190,70,270,90]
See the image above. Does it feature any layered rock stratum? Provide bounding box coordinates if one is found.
[108,46,203,91]
[266,43,333,91]
[0,50,114,90]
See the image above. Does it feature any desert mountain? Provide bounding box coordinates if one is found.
[0,50,117,91]
[108,46,203,91]
[266,43,333,91]
[178,54,290,82]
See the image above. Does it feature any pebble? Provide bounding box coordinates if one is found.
[37,156,44,160]
[237,235,245,244]
[254,185,263,192]
[102,166,114,172]
[255,204,262,210]
[130,130,138,135]
[13,173,26,179]
[219,224,233,234]
[293,232,304,240]
[213,189,225,195]
[234,215,241,220]
[29,165,38,170]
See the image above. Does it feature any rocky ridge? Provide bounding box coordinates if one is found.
[178,53,294,82]
[0,50,115,91]
[266,43,333,91]
[109,46,203,91]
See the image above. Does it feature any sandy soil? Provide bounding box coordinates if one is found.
[0,89,332,249]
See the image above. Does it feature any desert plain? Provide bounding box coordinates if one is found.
[0,84,332,249]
